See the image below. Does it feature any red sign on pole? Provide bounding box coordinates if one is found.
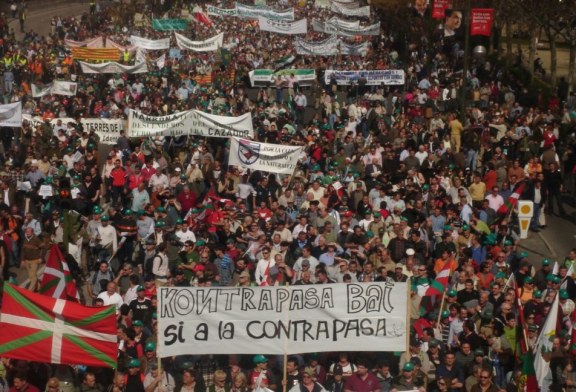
[470,8,494,36]
[432,0,451,19]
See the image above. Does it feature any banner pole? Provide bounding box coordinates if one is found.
[282,353,288,392]
[437,289,447,325]
[405,281,411,361]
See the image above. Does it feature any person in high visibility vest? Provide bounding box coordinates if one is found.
[123,50,131,65]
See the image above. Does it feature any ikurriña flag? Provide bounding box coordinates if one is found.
[39,245,79,301]
[0,283,117,368]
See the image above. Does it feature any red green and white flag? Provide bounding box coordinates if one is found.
[0,283,117,368]
[435,258,451,291]
[498,181,526,216]
[39,245,79,301]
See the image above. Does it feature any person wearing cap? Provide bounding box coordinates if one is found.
[129,285,153,326]
[95,215,118,263]
[126,358,145,392]
[143,360,175,392]
[391,361,423,391]
[399,337,431,376]
[288,368,326,392]
[249,355,275,391]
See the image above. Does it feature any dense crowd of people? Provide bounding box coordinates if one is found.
[0,0,575,391]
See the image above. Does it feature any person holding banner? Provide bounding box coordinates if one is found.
[289,369,327,392]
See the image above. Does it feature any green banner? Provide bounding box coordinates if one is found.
[152,19,188,31]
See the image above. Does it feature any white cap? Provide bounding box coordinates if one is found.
[406,248,415,256]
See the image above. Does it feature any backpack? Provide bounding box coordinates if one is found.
[145,252,161,276]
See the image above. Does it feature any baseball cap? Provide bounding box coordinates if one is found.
[145,342,156,352]
[128,358,141,368]
[136,285,144,291]
[253,355,268,364]
[533,289,543,299]
[406,248,415,256]
[133,320,143,327]
[402,362,414,371]
[543,259,551,266]
[447,289,457,297]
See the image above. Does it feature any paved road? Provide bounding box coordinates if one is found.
[7,2,89,39]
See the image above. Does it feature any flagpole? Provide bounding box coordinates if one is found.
[406,280,411,361]
[436,289,447,325]
[282,353,288,392]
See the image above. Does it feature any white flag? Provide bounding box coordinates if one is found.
[534,292,559,389]
[228,137,301,174]
[0,102,22,127]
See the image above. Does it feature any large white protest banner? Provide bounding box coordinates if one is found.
[324,70,405,85]
[130,36,170,50]
[236,3,295,21]
[0,102,22,127]
[175,32,224,52]
[313,19,380,36]
[330,3,370,17]
[31,81,78,97]
[128,110,253,139]
[64,36,104,48]
[79,61,148,74]
[229,138,302,174]
[207,6,238,16]
[22,115,124,144]
[294,36,339,56]
[258,17,307,35]
[157,282,407,356]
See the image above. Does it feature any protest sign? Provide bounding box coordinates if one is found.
[470,8,494,36]
[71,48,120,61]
[312,19,380,36]
[236,3,295,21]
[130,36,170,50]
[128,110,253,139]
[22,115,125,145]
[0,102,22,127]
[157,282,407,356]
[432,0,451,19]
[79,61,148,74]
[314,0,331,8]
[249,69,316,87]
[38,185,54,198]
[294,36,339,56]
[258,17,307,35]
[229,138,302,174]
[152,19,188,31]
[324,70,405,85]
[207,6,238,16]
[175,32,224,52]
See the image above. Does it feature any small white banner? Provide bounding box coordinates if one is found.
[294,36,339,56]
[79,61,148,74]
[128,109,253,139]
[229,137,302,174]
[258,17,307,35]
[340,41,370,56]
[330,3,370,17]
[157,283,408,356]
[236,3,295,21]
[64,36,104,48]
[31,81,78,97]
[175,32,224,52]
[0,102,22,127]
[313,19,380,36]
[207,5,238,16]
[22,115,124,145]
[324,69,406,85]
[130,36,170,50]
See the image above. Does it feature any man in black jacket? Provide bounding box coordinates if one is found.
[544,162,566,216]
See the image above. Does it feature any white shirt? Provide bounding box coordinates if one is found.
[98,224,118,253]
[485,193,504,212]
[124,286,138,305]
[97,291,124,311]
[255,257,277,286]
[175,229,196,243]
